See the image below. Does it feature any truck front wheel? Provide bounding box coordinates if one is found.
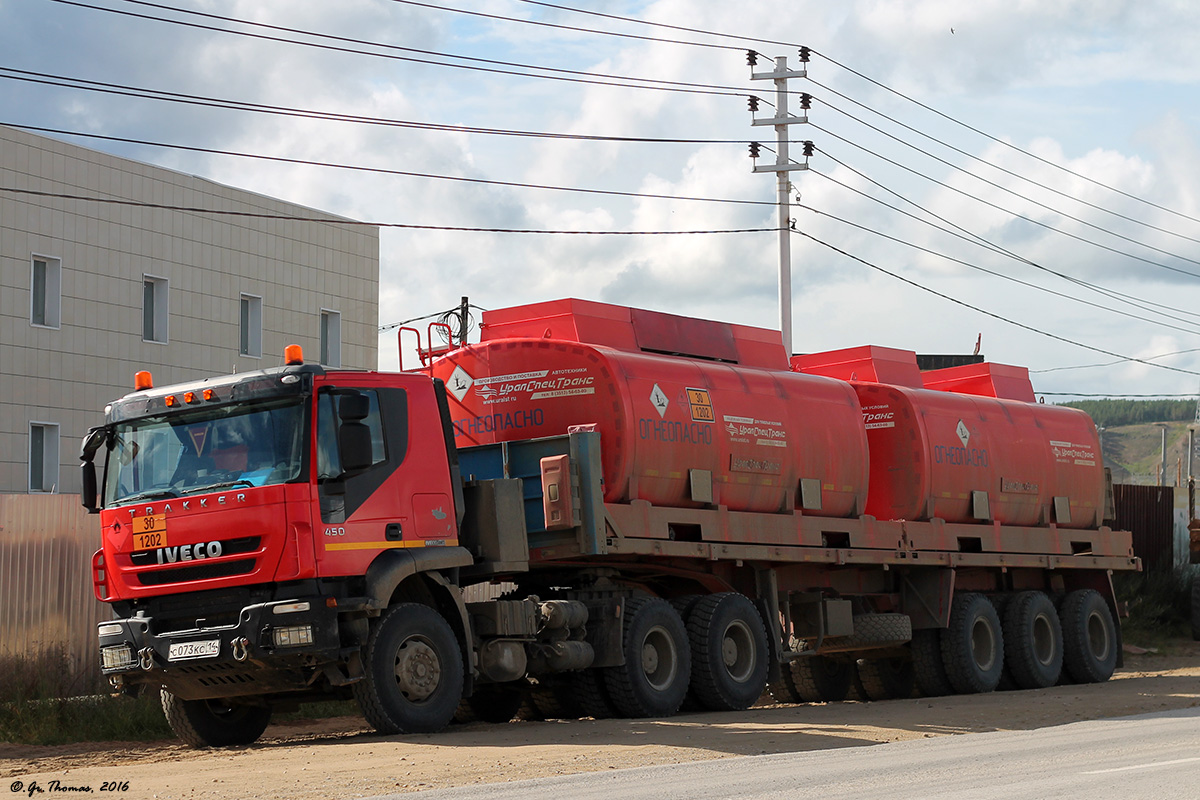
[160,690,271,748]
[354,602,464,734]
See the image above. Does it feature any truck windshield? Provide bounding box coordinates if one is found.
[103,398,306,506]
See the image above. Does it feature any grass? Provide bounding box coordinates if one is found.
[1114,564,1197,650]
[0,648,171,746]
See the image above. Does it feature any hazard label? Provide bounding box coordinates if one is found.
[686,388,714,423]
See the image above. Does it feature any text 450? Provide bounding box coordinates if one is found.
[323,527,346,536]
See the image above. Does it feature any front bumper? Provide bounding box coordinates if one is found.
[98,596,346,700]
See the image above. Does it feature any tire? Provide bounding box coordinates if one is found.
[160,690,271,748]
[823,613,912,652]
[940,593,1004,694]
[856,657,915,701]
[1060,589,1118,684]
[1002,591,1063,689]
[686,593,770,712]
[767,665,803,704]
[789,656,852,702]
[1191,575,1200,642]
[353,602,464,734]
[911,629,954,697]
[603,597,691,718]
[572,667,617,719]
[530,680,581,720]
[467,686,524,723]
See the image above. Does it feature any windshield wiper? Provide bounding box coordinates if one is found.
[120,488,181,503]
[182,480,255,497]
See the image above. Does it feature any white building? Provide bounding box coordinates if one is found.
[0,124,380,495]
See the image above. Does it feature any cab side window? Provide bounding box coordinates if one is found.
[316,389,386,480]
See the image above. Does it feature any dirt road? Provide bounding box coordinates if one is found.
[4,646,1200,800]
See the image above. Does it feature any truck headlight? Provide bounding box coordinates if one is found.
[101,644,136,670]
[272,626,313,647]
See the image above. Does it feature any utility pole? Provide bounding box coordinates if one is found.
[750,49,810,356]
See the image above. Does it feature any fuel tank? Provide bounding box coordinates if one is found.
[433,301,868,517]
[852,382,1104,528]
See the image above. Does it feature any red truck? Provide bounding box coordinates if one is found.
[84,299,1138,747]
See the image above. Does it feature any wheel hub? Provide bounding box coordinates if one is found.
[394,637,441,702]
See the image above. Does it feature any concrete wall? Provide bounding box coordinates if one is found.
[0,125,380,495]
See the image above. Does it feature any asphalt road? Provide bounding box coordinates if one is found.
[375,707,1200,800]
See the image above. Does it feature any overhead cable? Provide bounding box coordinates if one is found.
[790,228,1200,377]
[4,122,775,207]
[0,185,777,234]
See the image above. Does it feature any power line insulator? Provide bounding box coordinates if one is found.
[800,93,812,110]
[748,96,760,112]
[746,50,758,66]
[802,141,815,158]
[798,46,811,63]
[749,142,761,159]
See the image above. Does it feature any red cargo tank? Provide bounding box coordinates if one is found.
[852,381,1104,528]
[434,301,868,518]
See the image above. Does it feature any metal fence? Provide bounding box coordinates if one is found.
[1112,483,1175,573]
[0,494,106,686]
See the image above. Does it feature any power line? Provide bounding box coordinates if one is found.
[2,122,776,208]
[796,197,1200,337]
[790,228,1200,377]
[388,0,746,52]
[0,66,787,145]
[811,152,1200,326]
[813,99,1200,271]
[809,78,1200,247]
[1040,392,1199,398]
[1032,348,1200,374]
[810,48,1200,229]
[55,0,760,100]
[0,185,778,234]
[809,121,1200,281]
[509,0,803,51]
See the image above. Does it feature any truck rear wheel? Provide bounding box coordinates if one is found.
[354,602,464,734]
[1060,589,1117,683]
[856,657,915,701]
[466,686,524,723]
[941,593,1004,694]
[160,690,271,748]
[1002,591,1063,689]
[603,597,690,718]
[572,667,617,719]
[686,593,769,711]
[911,629,953,697]
[789,656,852,702]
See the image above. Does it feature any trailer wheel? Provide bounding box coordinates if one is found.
[572,667,617,719]
[911,629,953,697]
[856,657,915,701]
[1060,589,1117,684]
[603,597,690,718]
[941,593,1004,694]
[766,665,803,704]
[1002,591,1063,689]
[466,686,524,723]
[354,602,464,734]
[789,656,852,702]
[160,690,271,748]
[685,593,769,711]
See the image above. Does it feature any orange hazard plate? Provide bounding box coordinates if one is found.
[132,514,167,551]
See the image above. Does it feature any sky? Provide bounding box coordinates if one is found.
[4,0,1200,400]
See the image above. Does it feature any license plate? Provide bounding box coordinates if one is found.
[132,514,167,552]
[168,639,220,661]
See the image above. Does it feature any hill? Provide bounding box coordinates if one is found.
[1059,399,1198,485]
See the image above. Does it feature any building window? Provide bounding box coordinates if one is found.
[30,255,61,329]
[143,275,168,343]
[240,293,262,358]
[29,422,60,493]
[320,309,341,368]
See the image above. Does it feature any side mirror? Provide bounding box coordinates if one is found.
[79,426,106,514]
[81,462,99,514]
